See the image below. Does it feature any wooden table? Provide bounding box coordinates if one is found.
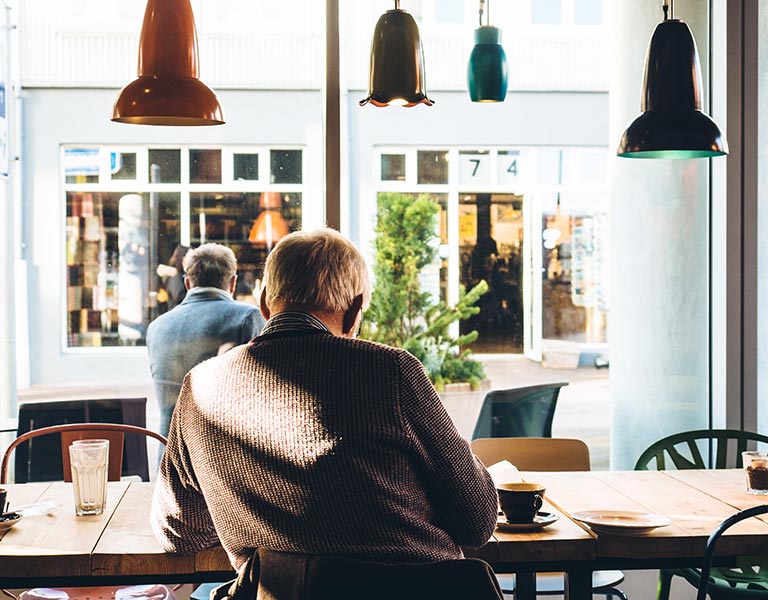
[0,470,767,599]
[491,468,768,599]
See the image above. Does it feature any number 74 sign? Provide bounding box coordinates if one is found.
[458,150,522,186]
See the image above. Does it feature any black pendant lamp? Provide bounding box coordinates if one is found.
[360,0,433,107]
[467,0,508,102]
[617,0,727,159]
[112,0,224,126]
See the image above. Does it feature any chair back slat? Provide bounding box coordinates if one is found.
[470,437,590,471]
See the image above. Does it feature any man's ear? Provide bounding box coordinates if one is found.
[260,288,271,320]
[228,275,237,295]
[342,294,365,335]
[184,277,192,291]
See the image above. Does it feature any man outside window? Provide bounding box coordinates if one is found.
[151,228,497,593]
[147,242,265,437]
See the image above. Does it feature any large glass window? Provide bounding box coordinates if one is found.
[62,145,305,348]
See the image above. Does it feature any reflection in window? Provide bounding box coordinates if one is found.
[532,0,562,25]
[381,154,406,181]
[148,149,181,183]
[270,150,302,183]
[110,152,136,181]
[64,148,99,184]
[417,150,449,184]
[190,149,222,184]
[234,153,259,180]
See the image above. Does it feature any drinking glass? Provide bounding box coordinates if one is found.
[743,450,768,495]
[69,439,109,515]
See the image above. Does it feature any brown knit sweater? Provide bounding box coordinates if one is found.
[151,327,498,569]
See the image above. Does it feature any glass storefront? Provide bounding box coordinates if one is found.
[375,146,608,358]
[63,145,304,348]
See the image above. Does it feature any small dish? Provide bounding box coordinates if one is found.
[571,509,671,536]
[496,511,559,532]
[0,512,22,532]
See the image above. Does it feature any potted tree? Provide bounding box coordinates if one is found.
[360,192,490,437]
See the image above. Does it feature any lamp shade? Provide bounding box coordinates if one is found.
[248,193,289,249]
[467,26,508,102]
[112,0,224,126]
[617,19,727,158]
[359,6,433,107]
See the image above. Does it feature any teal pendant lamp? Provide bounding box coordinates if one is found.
[360,0,433,107]
[467,0,508,102]
[617,0,727,158]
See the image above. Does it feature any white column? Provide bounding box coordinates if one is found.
[608,0,712,469]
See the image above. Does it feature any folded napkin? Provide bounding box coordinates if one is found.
[486,460,523,486]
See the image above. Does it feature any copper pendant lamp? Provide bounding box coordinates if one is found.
[112,0,224,126]
[617,0,727,158]
[360,0,433,107]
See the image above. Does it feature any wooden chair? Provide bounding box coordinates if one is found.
[635,429,768,600]
[470,437,627,599]
[1,422,167,484]
[695,505,768,600]
[0,423,176,600]
[471,383,568,440]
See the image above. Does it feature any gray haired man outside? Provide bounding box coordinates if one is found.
[147,243,265,437]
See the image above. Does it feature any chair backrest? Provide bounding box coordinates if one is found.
[15,398,149,482]
[696,505,768,600]
[231,549,504,600]
[303,555,504,600]
[634,429,768,471]
[470,437,591,471]
[471,382,568,440]
[1,423,167,484]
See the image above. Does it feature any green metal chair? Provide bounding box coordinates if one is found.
[635,429,768,600]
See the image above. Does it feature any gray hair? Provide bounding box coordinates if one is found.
[264,229,371,313]
[183,243,237,290]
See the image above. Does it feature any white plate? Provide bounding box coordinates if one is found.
[572,510,671,536]
[496,511,560,532]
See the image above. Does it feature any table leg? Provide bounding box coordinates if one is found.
[515,572,536,600]
[564,569,592,599]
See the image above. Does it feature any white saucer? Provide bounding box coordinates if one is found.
[0,512,22,532]
[496,511,559,532]
[572,509,671,536]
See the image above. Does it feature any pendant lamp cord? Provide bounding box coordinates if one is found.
[662,0,672,21]
[394,0,400,10]
[478,0,490,27]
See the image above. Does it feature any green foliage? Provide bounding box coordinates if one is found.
[361,192,488,388]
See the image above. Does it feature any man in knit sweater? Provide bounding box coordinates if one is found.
[151,228,498,575]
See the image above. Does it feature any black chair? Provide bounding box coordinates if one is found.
[635,429,768,600]
[696,505,768,600]
[218,549,504,600]
[14,398,151,482]
[471,382,568,440]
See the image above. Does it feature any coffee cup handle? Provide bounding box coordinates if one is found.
[533,494,543,512]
